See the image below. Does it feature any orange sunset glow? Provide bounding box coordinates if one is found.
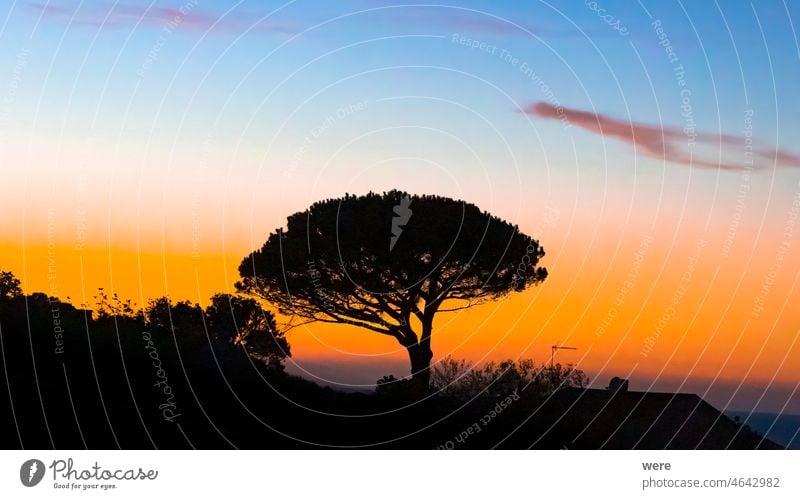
[3,169,799,413]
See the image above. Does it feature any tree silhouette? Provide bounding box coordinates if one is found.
[0,269,23,299]
[145,297,205,336]
[93,288,136,319]
[238,191,548,389]
[205,293,291,371]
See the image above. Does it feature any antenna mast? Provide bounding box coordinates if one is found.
[550,345,577,367]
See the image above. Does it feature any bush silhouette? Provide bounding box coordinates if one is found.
[431,357,589,401]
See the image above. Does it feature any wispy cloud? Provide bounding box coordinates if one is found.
[386,7,566,37]
[30,2,613,39]
[527,102,800,171]
[28,2,295,35]
[376,5,608,39]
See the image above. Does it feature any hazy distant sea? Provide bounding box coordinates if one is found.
[726,411,800,450]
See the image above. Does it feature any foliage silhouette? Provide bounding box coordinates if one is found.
[205,294,291,371]
[430,356,589,402]
[238,191,548,389]
[0,269,23,299]
[94,289,137,319]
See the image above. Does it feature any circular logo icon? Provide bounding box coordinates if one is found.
[20,459,45,487]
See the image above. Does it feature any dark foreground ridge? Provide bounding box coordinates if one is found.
[0,280,781,450]
[1,342,781,450]
[521,388,782,450]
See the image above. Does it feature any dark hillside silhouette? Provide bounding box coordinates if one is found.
[498,388,782,450]
[0,266,777,449]
[0,278,293,449]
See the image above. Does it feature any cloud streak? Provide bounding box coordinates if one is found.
[30,2,614,40]
[527,102,800,172]
[28,2,295,35]
[376,4,616,39]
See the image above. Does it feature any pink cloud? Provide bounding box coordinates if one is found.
[526,102,800,172]
[384,5,598,38]
[28,2,295,35]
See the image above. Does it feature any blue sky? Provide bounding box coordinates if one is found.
[4,1,799,166]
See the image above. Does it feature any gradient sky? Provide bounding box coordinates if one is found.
[1,1,799,413]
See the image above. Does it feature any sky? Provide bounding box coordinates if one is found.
[1,0,799,413]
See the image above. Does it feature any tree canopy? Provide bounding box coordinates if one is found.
[205,293,291,371]
[0,269,23,299]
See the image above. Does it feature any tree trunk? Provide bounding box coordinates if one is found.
[406,342,433,391]
[396,317,434,394]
